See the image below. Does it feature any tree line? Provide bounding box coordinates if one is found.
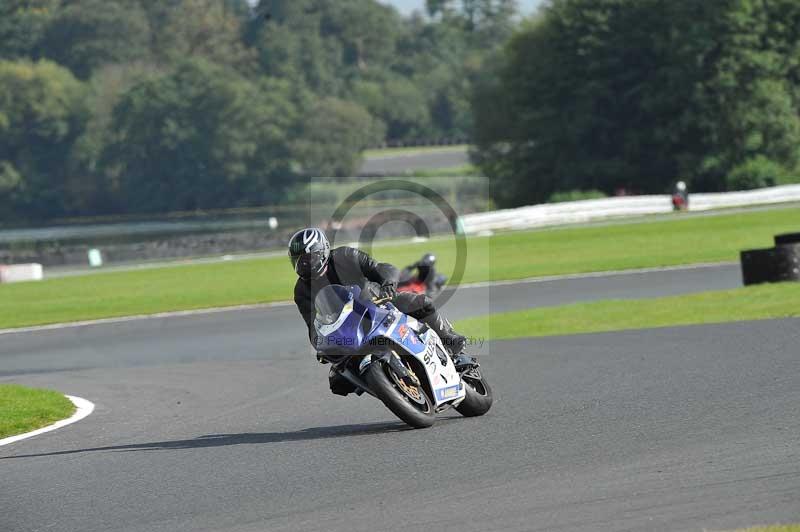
[5,0,797,221]
[0,0,517,220]
[474,0,800,207]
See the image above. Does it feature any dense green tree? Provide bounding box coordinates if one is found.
[156,0,255,75]
[68,62,163,214]
[101,59,297,213]
[248,0,338,95]
[0,60,88,219]
[352,78,431,140]
[426,0,517,43]
[687,1,800,190]
[319,0,401,74]
[41,0,151,79]
[0,0,59,60]
[395,5,512,141]
[293,98,385,177]
[473,0,800,207]
[249,0,400,96]
[0,0,522,219]
[248,0,510,142]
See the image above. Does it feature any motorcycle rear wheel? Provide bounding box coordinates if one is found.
[365,360,436,429]
[455,367,493,417]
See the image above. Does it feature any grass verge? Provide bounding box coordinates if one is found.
[0,384,75,439]
[363,144,468,158]
[0,206,797,330]
[456,282,800,340]
[409,165,481,177]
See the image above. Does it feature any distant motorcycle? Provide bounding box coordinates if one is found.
[672,181,689,211]
[397,252,446,296]
[671,192,688,211]
[315,284,492,428]
[397,271,447,296]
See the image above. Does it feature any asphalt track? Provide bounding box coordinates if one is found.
[2,263,798,532]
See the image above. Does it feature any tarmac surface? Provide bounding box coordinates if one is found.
[2,263,798,532]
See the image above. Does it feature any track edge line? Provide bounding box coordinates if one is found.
[0,395,95,447]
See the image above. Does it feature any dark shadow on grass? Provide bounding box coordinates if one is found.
[1,421,414,460]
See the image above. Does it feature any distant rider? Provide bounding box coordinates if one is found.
[289,228,467,396]
[403,252,439,292]
[672,180,689,210]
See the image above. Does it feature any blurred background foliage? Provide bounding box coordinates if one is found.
[473,0,800,207]
[1,0,799,221]
[0,0,515,222]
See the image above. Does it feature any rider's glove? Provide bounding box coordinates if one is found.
[379,280,397,300]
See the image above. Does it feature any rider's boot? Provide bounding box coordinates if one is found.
[328,367,356,396]
[452,353,479,371]
[421,311,466,356]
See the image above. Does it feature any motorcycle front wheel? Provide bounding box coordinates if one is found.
[455,367,493,417]
[365,359,436,429]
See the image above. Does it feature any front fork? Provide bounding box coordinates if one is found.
[338,366,376,398]
[336,351,419,398]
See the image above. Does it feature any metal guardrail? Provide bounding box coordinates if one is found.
[461,184,800,234]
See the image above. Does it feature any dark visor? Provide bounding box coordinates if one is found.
[292,251,325,278]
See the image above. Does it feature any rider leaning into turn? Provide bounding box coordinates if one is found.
[289,228,467,396]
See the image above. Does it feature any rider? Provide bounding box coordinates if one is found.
[403,252,438,292]
[289,228,467,396]
[672,180,690,209]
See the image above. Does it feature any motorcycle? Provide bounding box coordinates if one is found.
[672,181,689,211]
[671,192,688,211]
[397,269,447,296]
[397,252,446,297]
[314,284,493,428]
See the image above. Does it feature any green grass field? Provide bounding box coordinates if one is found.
[456,282,800,340]
[0,206,797,330]
[409,164,481,177]
[363,144,468,158]
[0,384,75,439]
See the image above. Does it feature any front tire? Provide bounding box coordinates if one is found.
[365,360,436,429]
[455,367,493,417]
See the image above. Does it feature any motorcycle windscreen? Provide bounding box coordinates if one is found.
[314,285,368,351]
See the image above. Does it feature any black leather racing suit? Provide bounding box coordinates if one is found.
[293,246,462,395]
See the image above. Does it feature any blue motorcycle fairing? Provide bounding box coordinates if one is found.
[316,284,467,408]
[368,313,427,356]
[314,284,425,356]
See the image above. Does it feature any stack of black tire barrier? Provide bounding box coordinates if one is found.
[740,233,800,285]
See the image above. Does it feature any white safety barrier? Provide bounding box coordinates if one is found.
[690,184,800,211]
[0,263,44,283]
[461,184,800,234]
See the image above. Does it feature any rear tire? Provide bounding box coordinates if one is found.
[455,368,493,417]
[365,360,436,429]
